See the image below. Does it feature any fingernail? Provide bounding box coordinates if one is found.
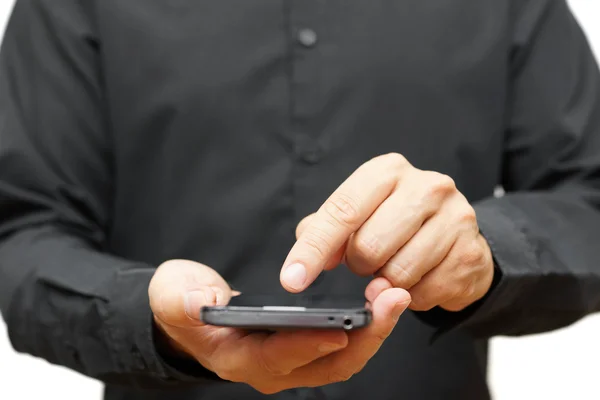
[281,263,307,291]
[392,301,409,322]
[318,342,345,353]
[184,289,213,320]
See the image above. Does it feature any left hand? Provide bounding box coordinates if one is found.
[150,260,410,393]
[280,153,495,312]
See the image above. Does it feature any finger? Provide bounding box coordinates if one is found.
[281,154,408,292]
[295,214,315,239]
[437,234,493,312]
[297,214,347,271]
[212,329,348,381]
[409,232,489,311]
[259,330,349,375]
[340,287,411,359]
[407,256,461,312]
[364,276,392,304]
[345,171,456,276]
[376,204,458,290]
[149,259,233,328]
[278,288,411,389]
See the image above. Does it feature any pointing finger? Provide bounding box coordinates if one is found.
[281,154,408,292]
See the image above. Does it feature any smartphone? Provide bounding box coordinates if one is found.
[200,305,372,330]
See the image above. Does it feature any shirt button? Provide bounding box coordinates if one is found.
[301,147,323,164]
[297,28,318,48]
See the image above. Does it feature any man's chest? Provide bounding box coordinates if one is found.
[97,0,510,199]
[98,0,514,270]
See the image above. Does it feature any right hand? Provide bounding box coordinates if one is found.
[149,259,410,394]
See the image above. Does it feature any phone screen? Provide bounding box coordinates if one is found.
[228,293,366,309]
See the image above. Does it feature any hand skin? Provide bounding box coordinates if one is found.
[280,153,495,312]
[149,260,411,394]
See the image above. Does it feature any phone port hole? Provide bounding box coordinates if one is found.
[343,317,353,330]
[327,316,335,323]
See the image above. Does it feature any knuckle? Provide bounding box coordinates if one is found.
[301,228,333,260]
[409,296,435,312]
[457,244,485,266]
[214,365,241,383]
[324,193,362,228]
[457,207,478,226]
[212,350,248,383]
[327,369,355,383]
[369,153,410,186]
[466,283,477,300]
[445,281,475,311]
[409,280,450,311]
[382,152,409,170]
[424,172,456,199]
[451,283,470,300]
[350,362,369,377]
[252,383,282,395]
[373,331,390,345]
[382,260,420,288]
[352,232,386,267]
[362,154,406,191]
[257,351,287,376]
[459,280,477,300]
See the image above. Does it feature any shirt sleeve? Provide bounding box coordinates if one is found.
[417,0,600,339]
[0,0,218,387]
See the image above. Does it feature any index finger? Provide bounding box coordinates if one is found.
[280,154,405,292]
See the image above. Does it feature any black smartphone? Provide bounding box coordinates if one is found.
[200,305,371,330]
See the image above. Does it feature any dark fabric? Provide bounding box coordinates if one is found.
[1,0,600,399]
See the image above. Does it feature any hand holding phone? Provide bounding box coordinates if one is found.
[200,305,372,330]
[150,260,410,394]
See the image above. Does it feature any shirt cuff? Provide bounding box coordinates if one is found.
[105,266,223,386]
[413,198,538,339]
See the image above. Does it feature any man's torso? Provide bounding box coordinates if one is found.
[97,1,511,398]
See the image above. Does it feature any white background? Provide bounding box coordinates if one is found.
[0,1,599,399]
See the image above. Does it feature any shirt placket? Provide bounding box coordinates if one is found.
[286,4,330,397]
[286,0,329,294]
[288,0,324,164]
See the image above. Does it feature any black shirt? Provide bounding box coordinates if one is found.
[2,1,600,399]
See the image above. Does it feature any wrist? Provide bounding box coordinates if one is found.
[152,317,225,382]
[153,316,195,361]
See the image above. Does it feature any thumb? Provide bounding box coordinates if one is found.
[149,259,232,328]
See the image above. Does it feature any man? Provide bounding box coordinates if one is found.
[1,0,599,399]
